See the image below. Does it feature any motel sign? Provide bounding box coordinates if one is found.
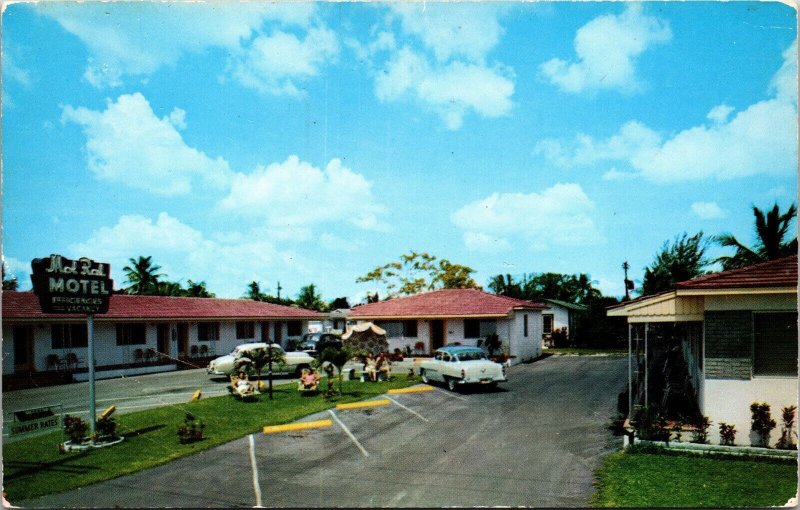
[30,254,113,314]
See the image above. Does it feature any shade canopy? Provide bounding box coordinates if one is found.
[341,322,388,355]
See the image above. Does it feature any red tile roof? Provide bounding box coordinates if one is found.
[2,292,323,321]
[349,288,548,318]
[676,255,798,290]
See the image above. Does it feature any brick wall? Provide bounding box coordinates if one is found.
[704,311,752,380]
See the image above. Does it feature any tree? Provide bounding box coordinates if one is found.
[2,263,18,291]
[123,256,164,295]
[296,284,327,311]
[356,251,480,298]
[641,232,710,296]
[320,346,352,396]
[235,347,286,400]
[716,203,798,270]
[156,280,184,296]
[328,297,351,310]
[185,280,214,298]
[488,274,522,299]
[489,272,600,304]
[245,281,263,301]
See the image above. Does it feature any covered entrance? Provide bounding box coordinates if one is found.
[157,324,170,360]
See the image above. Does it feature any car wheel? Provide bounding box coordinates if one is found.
[487,382,498,390]
[447,378,457,392]
[420,369,429,384]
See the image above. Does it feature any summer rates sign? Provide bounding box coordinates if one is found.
[30,254,113,314]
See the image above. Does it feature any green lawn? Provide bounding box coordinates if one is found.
[546,347,627,356]
[4,375,419,502]
[592,445,798,507]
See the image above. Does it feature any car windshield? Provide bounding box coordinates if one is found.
[456,351,487,361]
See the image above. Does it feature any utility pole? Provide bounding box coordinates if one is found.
[622,261,632,301]
[276,281,282,300]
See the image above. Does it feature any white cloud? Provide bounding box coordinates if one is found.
[319,233,360,253]
[691,202,726,220]
[536,41,797,183]
[68,212,308,298]
[462,232,512,254]
[230,26,339,97]
[451,183,603,251]
[39,2,317,88]
[61,93,231,195]
[3,52,32,86]
[375,47,514,130]
[388,3,505,63]
[219,155,386,230]
[540,5,671,94]
[602,168,638,181]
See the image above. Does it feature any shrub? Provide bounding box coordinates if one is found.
[550,328,569,348]
[750,402,777,447]
[177,413,205,444]
[414,341,425,353]
[63,415,88,443]
[776,405,797,450]
[632,405,669,441]
[95,416,117,438]
[691,416,711,444]
[719,422,737,446]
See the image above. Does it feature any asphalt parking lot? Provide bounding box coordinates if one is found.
[20,355,627,507]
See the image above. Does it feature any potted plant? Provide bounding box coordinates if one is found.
[177,413,205,444]
[776,405,797,450]
[63,415,88,445]
[750,402,777,447]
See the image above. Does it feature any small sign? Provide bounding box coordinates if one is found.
[9,406,61,437]
[30,254,113,314]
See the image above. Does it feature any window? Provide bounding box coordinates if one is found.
[51,324,88,349]
[543,314,554,335]
[197,322,220,341]
[236,321,255,340]
[116,323,146,346]
[375,321,418,338]
[287,321,302,337]
[754,312,798,376]
[464,319,480,339]
[524,314,529,337]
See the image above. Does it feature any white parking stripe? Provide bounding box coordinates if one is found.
[249,434,263,507]
[432,387,468,401]
[328,409,369,457]
[386,396,429,422]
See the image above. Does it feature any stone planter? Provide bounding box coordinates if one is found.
[62,435,125,452]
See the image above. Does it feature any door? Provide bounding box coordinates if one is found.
[261,322,271,343]
[13,325,35,372]
[430,320,446,351]
[177,324,189,357]
[157,324,170,360]
[274,321,283,345]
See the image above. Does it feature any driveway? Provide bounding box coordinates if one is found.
[19,355,627,507]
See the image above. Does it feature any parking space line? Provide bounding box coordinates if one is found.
[328,410,369,457]
[263,419,332,434]
[248,434,263,508]
[432,387,468,401]
[385,396,429,422]
[387,385,434,394]
[336,399,390,410]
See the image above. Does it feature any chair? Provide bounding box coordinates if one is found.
[145,348,157,363]
[230,374,259,401]
[190,345,199,358]
[199,344,209,357]
[65,352,80,370]
[46,354,61,372]
[298,368,320,393]
[133,348,145,364]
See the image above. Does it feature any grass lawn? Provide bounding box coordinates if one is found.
[546,347,627,356]
[4,375,420,502]
[592,445,798,507]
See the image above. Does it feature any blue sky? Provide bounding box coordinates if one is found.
[2,1,797,303]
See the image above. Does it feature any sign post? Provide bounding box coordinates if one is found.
[30,254,112,442]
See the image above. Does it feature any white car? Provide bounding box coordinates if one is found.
[419,346,507,391]
[207,342,314,377]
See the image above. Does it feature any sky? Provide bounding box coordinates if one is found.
[2,1,797,304]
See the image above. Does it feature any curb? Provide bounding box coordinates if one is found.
[388,386,434,394]
[263,419,332,434]
[336,399,390,410]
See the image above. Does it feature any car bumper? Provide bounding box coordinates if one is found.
[459,375,507,385]
[207,368,227,375]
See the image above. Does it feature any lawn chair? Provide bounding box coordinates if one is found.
[190,345,199,358]
[199,344,209,358]
[145,348,157,363]
[230,374,259,401]
[46,354,62,372]
[298,368,320,394]
[65,352,80,370]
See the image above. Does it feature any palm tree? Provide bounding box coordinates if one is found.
[185,280,214,298]
[488,274,522,298]
[245,281,263,301]
[716,203,798,270]
[236,347,286,400]
[320,346,352,396]
[123,256,164,295]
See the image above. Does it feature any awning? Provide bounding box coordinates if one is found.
[341,322,386,339]
[607,291,704,323]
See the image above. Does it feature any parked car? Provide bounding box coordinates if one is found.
[419,346,507,391]
[207,342,314,377]
[298,332,342,357]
